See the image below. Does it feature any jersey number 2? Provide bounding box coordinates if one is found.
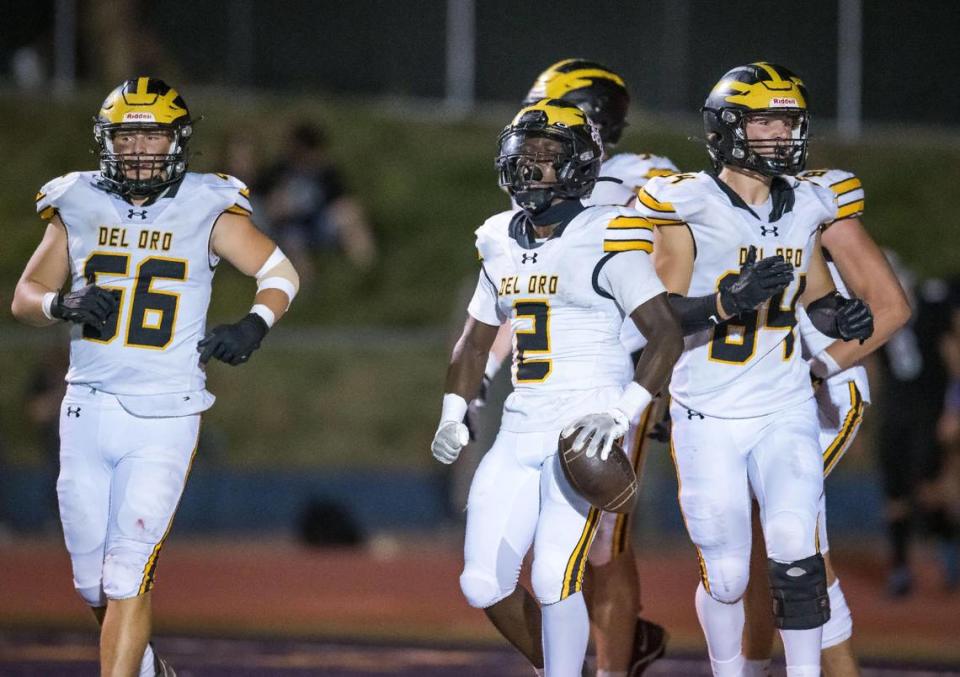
[82,253,188,349]
[513,299,551,382]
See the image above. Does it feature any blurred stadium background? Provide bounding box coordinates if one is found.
[1,0,959,674]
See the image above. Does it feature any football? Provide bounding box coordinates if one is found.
[558,428,638,514]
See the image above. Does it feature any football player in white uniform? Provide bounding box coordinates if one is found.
[11,78,299,677]
[632,63,874,677]
[431,99,682,676]
[475,60,678,677]
[739,168,909,677]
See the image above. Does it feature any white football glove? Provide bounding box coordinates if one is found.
[561,409,630,461]
[432,420,470,464]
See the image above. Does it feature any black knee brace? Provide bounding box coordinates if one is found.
[768,553,830,630]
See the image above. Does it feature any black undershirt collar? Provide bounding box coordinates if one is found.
[709,172,795,223]
[509,199,586,250]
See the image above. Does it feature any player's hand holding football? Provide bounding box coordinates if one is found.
[719,245,794,316]
[198,313,269,366]
[562,409,630,462]
[835,297,873,343]
[51,284,119,328]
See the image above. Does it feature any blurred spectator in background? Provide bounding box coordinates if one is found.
[24,344,69,529]
[219,129,265,214]
[874,251,959,596]
[260,122,377,282]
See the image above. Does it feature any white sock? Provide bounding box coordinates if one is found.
[709,653,746,677]
[780,626,822,674]
[139,643,155,677]
[597,671,628,677]
[743,658,772,676]
[785,666,820,677]
[821,579,853,649]
[542,593,590,677]
[694,582,745,666]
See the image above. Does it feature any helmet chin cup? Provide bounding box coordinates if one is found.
[514,188,554,215]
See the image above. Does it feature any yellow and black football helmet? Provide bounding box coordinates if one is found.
[702,62,809,176]
[496,98,603,214]
[93,77,193,197]
[524,59,629,146]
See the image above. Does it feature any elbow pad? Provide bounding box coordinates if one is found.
[667,293,721,336]
[255,247,300,309]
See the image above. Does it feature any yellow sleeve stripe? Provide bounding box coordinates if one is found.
[607,216,654,230]
[830,177,861,195]
[603,240,653,253]
[835,200,864,219]
[35,191,45,202]
[239,187,251,198]
[643,216,685,226]
[636,188,676,213]
[642,168,676,179]
[225,204,252,216]
[39,206,56,220]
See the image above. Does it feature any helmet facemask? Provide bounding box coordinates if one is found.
[95,121,191,198]
[496,129,598,214]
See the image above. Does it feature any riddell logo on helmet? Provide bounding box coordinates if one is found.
[769,97,798,108]
[123,112,156,122]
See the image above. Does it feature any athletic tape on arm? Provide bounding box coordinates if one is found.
[255,247,299,308]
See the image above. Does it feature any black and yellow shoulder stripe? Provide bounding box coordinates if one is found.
[635,187,677,214]
[604,215,654,253]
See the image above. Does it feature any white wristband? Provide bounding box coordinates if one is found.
[614,381,654,421]
[250,303,276,328]
[41,291,58,321]
[810,349,841,379]
[441,393,469,423]
[484,353,503,380]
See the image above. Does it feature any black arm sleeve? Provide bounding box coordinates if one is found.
[667,293,722,336]
[805,292,842,338]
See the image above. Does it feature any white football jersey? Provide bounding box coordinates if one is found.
[633,171,837,418]
[468,205,665,431]
[795,168,870,401]
[36,171,253,416]
[584,152,678,207]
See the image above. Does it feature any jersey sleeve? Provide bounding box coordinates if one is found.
[466,266,505,326]
[597,249,666,316]
[800,169,864,222]
[35,172,82,220]
[210,173,254,215]
[632,178,687,226]
[602,213,654,253]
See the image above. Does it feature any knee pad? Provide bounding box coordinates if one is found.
[821,580,853,648]
[459,569,511,609]
[76,584,106,608]
[765,509,816,563]
[768,553,830,630]
[703,554,750,604]
[102,547,151,600]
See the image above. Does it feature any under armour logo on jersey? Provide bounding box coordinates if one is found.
[521,253,538,264]
[127,209,148,220]
[66,406,81,418]
[685,408,704,420]
[760,225,779,237]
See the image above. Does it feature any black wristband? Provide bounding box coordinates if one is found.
[668,293,722,335]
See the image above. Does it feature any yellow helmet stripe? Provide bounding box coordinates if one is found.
[513,99,587,128]
[542,68,626,98]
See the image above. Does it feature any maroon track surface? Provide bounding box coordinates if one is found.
[1,536,958,673]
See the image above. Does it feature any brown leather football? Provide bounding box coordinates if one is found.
[558,428,638,514]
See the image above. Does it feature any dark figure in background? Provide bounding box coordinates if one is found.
[875,253,960,596]
[24,344,69,527]
[260,123,377,282]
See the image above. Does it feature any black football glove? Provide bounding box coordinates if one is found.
[51,284,119,328]
[836,297,874,343]
[719,245,794,316]
[197,313,269,366]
